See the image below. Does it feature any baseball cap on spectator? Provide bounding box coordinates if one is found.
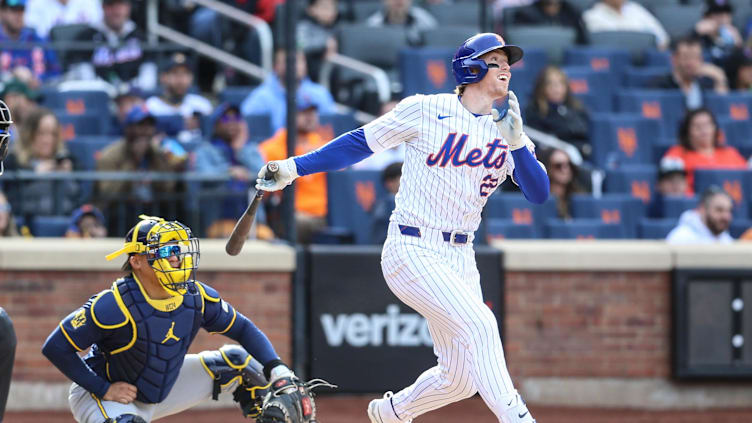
[296,95,318,111]
[1,0,27,8]
[0,78,36,100]
[68,204,105,234]
[114,85,144,102]
[124,105,155,126]
[161,52,193,73]
[659,157,686,179]
[209,102,241,128]
[704,0,733,16]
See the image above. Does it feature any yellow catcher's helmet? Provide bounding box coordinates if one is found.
[106,215,200,294]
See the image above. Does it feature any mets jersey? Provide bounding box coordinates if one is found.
[363,93,535,233]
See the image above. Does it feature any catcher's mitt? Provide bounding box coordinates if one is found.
[257,377,337,423]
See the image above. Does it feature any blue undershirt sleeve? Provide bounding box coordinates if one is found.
[42,329,110,398]
[511,147,550,204]
[294,128,373,176]
[224,311,279,366]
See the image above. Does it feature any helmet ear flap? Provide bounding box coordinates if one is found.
[454,57,489,85]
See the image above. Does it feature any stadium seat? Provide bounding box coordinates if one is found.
[318,113,359,139]
[651,4,705,40]
[327,170,387,244]
[653,137,677,163]
[154,114,184,137]
[485,218,536,240]
[350,1,382,21]
[639,218,678,239]
[484,192,559,238]
[66,136,117,170]
[219,86,257,107]
[661,195,698,219]
[504,26,577,64]
[589,113,659,168]
[615,89,685,138]
[570,194,645,237]
[717,116,752,150]
[509,47,548,104]
[643,49,671,67]
[705,92,752,121]
[43,90,110,115]
[58,113,109,139]
[588,31,657,62]
[422,26,479,49]
[563,47,631,87]
[693,169,751,218]
[400,47,455,96]
[604,166,658,204]
[622,66,672,88]
[338,25,409,70]
[562,66,613,111]
[427,2,489,28]
[31,215,70,237]
[545,218,624,239]
[730,219,752,238]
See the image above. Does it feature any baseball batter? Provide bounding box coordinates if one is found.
[41,215,296,422]
[256,33,549,423]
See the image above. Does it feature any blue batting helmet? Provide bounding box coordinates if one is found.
[452,33,523,86]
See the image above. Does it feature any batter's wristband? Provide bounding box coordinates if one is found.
[263,359,286,381]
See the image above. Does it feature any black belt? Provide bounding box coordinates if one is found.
[398,225,470,245]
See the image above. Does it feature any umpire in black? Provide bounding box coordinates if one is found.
[0,307,16,422]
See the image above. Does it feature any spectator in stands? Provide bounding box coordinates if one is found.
[540,147,583,219]
[647,157,690,218]
[666,185,734,244]
[662,107,746,195]
[582,0,669,50]
[110,85,144,136]
[68,0,157,92]
[693,0,742,71]
[3,107,79,216]
[240,47,335,132]
[729,52,752,91]
[366,0,437,45]
[651,36,729,109]
[0,78,37,134]
[0,0,61,86]
[145,52,212,143]
[525,65,590,158]
[259,95,329,243]
[0,190,19,237]
[192,102,273,240]
[95,105,180,233]
[24,0,102,38]
[298,0,341,81]
[64,203,107,238]
[511,0,587,44]
[371,161,402,244]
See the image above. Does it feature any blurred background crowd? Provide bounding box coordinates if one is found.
[1,0,752,245]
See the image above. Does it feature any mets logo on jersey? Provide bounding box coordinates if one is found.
[426,133,508,169]
[71,309,86,329]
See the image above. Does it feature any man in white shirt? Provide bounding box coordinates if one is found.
[583,0,669,50]
[666,185,734,244]
[24,0,102,38]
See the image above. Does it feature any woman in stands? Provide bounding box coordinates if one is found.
[4,107,79,216]
[540,147,585,219]
[524,65,591,159]
[662,107,747,195]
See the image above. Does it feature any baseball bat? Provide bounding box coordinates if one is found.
[225,162,279,256]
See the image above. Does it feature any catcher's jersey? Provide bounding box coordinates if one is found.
[363,93,535,233]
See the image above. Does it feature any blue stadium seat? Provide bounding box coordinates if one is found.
[66,137,115,171]
[622,66,671,88]
[638,218,678,239]
[717,116,752,150]
[615,90,685,138]
[589,113,659,168]
[604,165,658,204]
[693,169,751,218]
[58,113,109,139]
[653,137,677,164]
[509,47,548,104]
[730,220,752,238]
[570,194,645,237]
[562,66,613,111]
[400,47,455,96]
[643,49,671,67]
[485,218,537,240]
[154,114,184,137]
[485,192,558,237]
[545,218,624,239]
[318,113,359,139]
[31,215,70,237]
[43,90,110,115]
[562,47,630,89]
[705,92,752,121]
[246,114,273,142]
[327,170,387,244]
[661,195,698,219]
[219,86,256,106]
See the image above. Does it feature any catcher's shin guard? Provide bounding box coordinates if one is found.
[198,345,270,418]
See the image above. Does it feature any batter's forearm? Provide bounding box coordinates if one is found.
[42,330,110,398]
[293,128,373,176]
[512,147,549,204]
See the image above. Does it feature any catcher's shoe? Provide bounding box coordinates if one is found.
[367,391,412,423]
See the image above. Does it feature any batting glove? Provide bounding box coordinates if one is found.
[255,158,298,192]
[492,90,526,151]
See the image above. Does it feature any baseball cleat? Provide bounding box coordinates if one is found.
[367,391,412,423]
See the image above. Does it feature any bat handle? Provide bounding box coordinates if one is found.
[265,161,279,180]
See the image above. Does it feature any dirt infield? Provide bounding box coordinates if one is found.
[6,396,752,423]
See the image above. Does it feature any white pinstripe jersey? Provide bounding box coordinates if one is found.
[363,93,535,233]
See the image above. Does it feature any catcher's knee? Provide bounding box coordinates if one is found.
[198,344,270,418]
[104,415,147,423]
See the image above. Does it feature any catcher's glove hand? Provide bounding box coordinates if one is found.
[257,377,337,423]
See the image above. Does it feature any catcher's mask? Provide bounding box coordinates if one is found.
[106,215,200,294]
[0,99,12,175]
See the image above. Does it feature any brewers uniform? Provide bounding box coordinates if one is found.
[256,33,548,423]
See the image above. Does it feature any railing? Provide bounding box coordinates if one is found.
[319,53,392,108]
